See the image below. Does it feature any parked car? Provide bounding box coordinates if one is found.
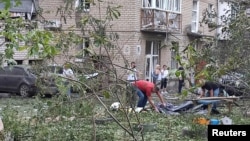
[0,65,37,97]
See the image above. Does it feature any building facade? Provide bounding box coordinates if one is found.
[0,0,219,82]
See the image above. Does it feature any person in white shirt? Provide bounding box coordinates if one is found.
[63,63,75,97]
[160,65,169,94]
[127,62,139,82]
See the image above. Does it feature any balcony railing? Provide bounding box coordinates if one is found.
[141,8,181,33]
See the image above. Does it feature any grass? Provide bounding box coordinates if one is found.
[0,95,249,141]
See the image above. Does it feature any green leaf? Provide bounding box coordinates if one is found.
[103,91,110,99]
[175,70,181,77]
[18,46,28,51]
[182,90,188,97]
[0,0,11,9]
[47,101,52,106]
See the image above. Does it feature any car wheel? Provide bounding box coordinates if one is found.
[19,84,30,97]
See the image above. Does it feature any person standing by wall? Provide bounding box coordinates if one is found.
[127,61,139,83]
[126,61,140,107]
[160,65,169,94]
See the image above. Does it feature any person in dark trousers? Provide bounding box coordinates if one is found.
[160,65,169,94]
[132,80,166,112]
[178,66,184,94]
[198,79,221,113]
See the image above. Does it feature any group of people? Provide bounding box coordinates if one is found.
[64,61,221,112]
[126,61,222,112]
[151,64,170,94]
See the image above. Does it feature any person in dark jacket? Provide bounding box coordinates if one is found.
[198,80,220,98]
[177,66,184,94]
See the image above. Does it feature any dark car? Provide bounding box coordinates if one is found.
[0,65,37,97]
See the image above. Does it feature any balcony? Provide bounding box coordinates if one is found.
[141,8,181,33]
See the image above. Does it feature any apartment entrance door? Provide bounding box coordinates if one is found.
[145,41,160,82]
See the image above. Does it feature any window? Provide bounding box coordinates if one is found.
[75,0,90,12]
[82,38,90,56]
[142,0,181,13]
[191,0,199,32]
[75,38,90,62]
[143,0,152,7]
[166,0,180,12]
[231,4,238,19]
[4,67,23,75]
[208,4,213,14]
[145,41,160,55]
[13,68,25,75]
[208,4,215,22]
[15,60,23,65]
[208,4,213,17]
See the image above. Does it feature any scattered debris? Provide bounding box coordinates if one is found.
[210,119,220,125]
[246,111,250,117]
[193,117,210,125]
[110,102,120,111]
[133,123,157,133]
[157,101,193,115]
[95,118,114,124]
[221,116,232,125]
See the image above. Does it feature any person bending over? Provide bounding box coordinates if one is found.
[132,80,166,112]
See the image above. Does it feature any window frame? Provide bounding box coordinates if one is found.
[191,0,199,32]
[208,3,215,22]
[82,38,90,57]
[142,0,181,13]
[230,3,238,19]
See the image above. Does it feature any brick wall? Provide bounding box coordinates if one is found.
[36,0,218,81]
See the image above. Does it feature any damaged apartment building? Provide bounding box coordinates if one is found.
[0,0,237,83]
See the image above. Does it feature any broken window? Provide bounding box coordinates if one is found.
[75,0,90,12]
